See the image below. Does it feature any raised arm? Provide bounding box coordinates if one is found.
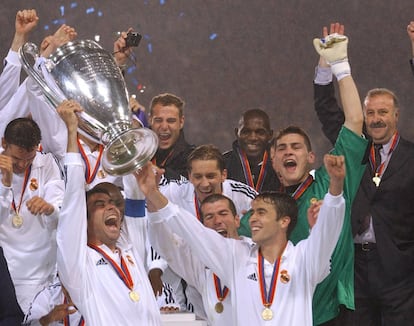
[11,9,39,52]
[0,10,38,111]
[313,24,363,136]
[55,100,86,304]
[407,21,414,76]
[113,28,135,71]
[136,163,239,286]
[305,154,346,284]
[314,23,345,145]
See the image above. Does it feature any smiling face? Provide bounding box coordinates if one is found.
[364,93,399,145]
[272,132,315,186]
[249,197,289,246]
[150,104,184,150]
[86,192,122,250]
[188,159,227,203]
[236,113,273,160]
[201,198,240,239]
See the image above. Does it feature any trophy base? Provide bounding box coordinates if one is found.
[101,128,158,176]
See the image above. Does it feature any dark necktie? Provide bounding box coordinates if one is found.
[373,144,383,172]
[357,143,383,235]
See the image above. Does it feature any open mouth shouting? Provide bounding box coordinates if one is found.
[283,158,297,171]
[216,228,228,238]
[104,213,121,231]
[158,132,171,142]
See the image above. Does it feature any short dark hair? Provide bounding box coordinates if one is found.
[254,191,298,238]
[85,187,111,219]
[150,93,185,117]
[239,108,271,131]
[200,194,237,218]
[271,125,312,152]
[187,144,225,172]
[92,182,124,210]
[4,118,41,151]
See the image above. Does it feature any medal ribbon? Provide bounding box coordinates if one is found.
[77,139,104,184]
[258,250,281,308]
[238,149,268,192]
[213,274,229,302]
[11,164,32,214]
[63,295,85,326]
[369,132,399,178]
[290,174,313,200]
[88,244,134,291]
[193,193,202,222]
[151,149,174,168]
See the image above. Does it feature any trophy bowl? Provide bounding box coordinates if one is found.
[19,40,158,176]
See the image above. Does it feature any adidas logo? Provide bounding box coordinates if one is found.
[247,273,257,281]
[96,258,108,266]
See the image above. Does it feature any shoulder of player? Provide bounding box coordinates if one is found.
[223,179,257,199]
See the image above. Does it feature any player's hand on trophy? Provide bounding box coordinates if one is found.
[313,23,350,80]
[57,100,83,133]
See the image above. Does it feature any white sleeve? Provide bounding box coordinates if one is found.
[0,78,31,138]
[26,77,67,162]
[23,287,52,325]
[0,50,21,110]
[0,184,13,225]
[56,153,87,304]
[39,154,65,230]
[314,65,333,85]
[302,192,345,284]
[122,173,168,272]
[148,217,207,293]
[148,203,238,286]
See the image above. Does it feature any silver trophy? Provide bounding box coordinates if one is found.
[19,40,158,176]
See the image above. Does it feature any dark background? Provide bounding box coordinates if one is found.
[2,1,414,165]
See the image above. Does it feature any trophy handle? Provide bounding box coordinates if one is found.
[18,42,65,107]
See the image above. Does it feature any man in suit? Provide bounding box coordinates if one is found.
[314,22,414,326]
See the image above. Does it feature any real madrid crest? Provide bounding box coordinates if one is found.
[29,178,38,191]
[280,269,290,283]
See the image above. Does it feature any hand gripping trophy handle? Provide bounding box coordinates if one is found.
[19,42,65,107]
[19,40,158,176]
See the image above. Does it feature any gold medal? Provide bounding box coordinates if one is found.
[215,301,224,313]
[261,307,273,321]
[310,197,318,205]
[12,214,23,228]
[372,174,381,187]
[97,170,106,179]
[129,290,140,302]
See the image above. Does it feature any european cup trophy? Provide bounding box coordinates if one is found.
[19,40,158,176]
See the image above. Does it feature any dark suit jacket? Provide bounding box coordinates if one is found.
[0,247,23,326]
[352,137,414,279]
[152,131,195,181]
[314,82,414,281]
